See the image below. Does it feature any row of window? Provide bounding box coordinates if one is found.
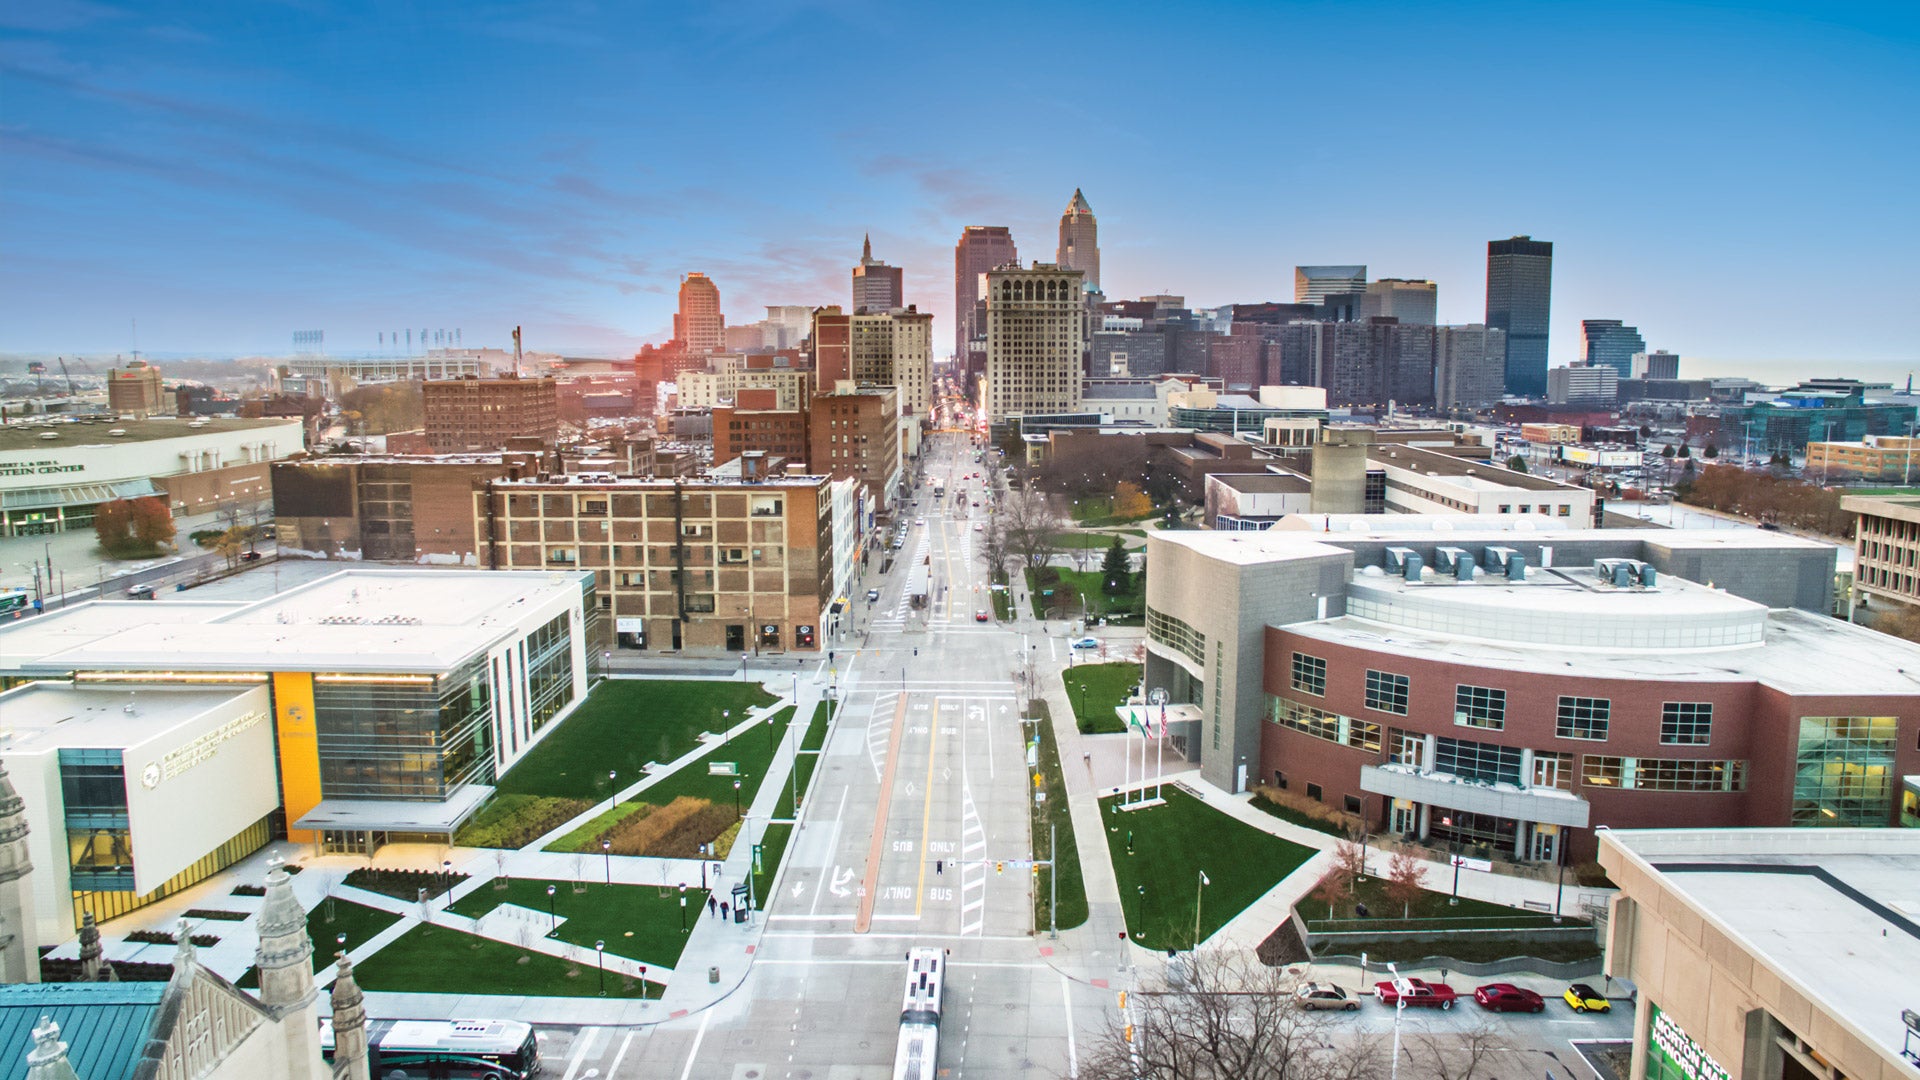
[1269,698,1382,753]
[1290,652,1716,744]
[1146,607,1206,666]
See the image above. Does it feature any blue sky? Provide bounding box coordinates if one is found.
[3,0,1917,380]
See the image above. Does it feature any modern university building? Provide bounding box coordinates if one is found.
[0,569,593,942]
[1143,521,1920,866]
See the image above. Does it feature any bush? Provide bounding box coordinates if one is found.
[182,909,251,921]
[455,794,592,849]
[230,885,266,897]
[344,868,468,902]
[599,796,736,858]
[1247,785,1360,837]
[125,930,220,947]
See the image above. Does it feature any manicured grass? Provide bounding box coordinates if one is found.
[1304,871,1583,931]
[448,878,704,969]
[496,679,778,800]
[771,702,832,819]
[1037,567,1144,622]
[352,922,655,998]
[1062,662,1140,735]
[545,705,795,852]
[1102,787,1316,951]
[237,899,401,987]
[1048,531,1125,550]
[750,822,792,909]
[1029,701,1088,931]
[455,793,593,849]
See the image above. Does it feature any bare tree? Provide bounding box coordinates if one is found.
[1407,1021,1508,1080]
[1074,952,1385,1080]
[999,486,1064,572]
[1384,847,1426,919]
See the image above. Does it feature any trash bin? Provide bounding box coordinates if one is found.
[708,966,720,985]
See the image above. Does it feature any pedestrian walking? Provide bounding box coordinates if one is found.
[708,895,718,918]
[720,901,731,922]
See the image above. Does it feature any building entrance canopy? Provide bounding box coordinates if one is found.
[0,478,159,512]
[293,784,493,837]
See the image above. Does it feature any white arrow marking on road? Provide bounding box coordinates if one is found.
[791,881,805,899]
[830,867,855,897]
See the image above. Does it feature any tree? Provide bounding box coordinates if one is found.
[1661,443,1676,459]
[1870,603,1920,644]
[1383,847,1426,919]
[1332,836,1368,885]
[1504,455,1528,474]
[214,525,249,569]
[94,497,176,559]
[1703,442,1719,459]
[999,487,1064,572]
[1677,443,1692,459]
[1075,951,1385,1080]
[1408,1022,1508,1080]
[1311,866,1352,920]
[1113,480,1152,519]
[1101,537,1131,595]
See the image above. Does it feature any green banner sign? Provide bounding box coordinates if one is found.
[1646,1003,1731,1080]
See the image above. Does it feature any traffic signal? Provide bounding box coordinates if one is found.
[995,861,1004,875]
[1118,991,1128,1010]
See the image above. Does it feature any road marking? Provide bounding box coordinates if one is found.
[1060,972,1079,1078]
[560,1026,603,1080]
[913,698,942,916]
[605,1030,636,1078]
[674,1009,711,1080]
[809,786,850,915]
[854,693,910,933]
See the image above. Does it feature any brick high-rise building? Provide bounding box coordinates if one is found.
[984,263,1086,424]
[810,383,902,510]
[851,235,904,314]
[676,272,726,355]
[850,306,934,417]
[954,225,1018,380]
[421,374,559,452]
[810,306,852,387]
[712,389,810,465]
[1485,235,1553,398]
[1056,189,1100,291]
[106,359,167,417]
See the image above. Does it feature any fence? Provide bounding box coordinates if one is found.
[1315,953,1606,981]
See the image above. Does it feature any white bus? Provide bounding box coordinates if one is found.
[322,1018,541,1079]
[892,947,947,1080]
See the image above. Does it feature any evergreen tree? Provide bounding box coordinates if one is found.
[1100,537,1130,595]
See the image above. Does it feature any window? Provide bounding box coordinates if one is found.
[1146,607,1206,666]
[1454,685,1506,730]
[1432,735,1522,786]
[1291,653,1326,696]
[1580,756,1746,792]
[1268,697,1380,752]
[1793,716,1897,826]
[1660,702,1713,745]
[1305,783,1323,802]
[1364,670,1409,714]
[1556,696,1610,741]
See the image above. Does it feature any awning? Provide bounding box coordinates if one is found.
[0,478,160,513]
[293,784,494,835]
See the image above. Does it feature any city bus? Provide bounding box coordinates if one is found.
[322,1018,541,1079]
[0,589,30,617]
[892,947,947,1080]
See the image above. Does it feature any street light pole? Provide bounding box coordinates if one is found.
[1388,963,1409,1080]
[595,940,606,996]
[602,839,612,885]
[546,883,556,933]
[606,769,617,817]
[733,779,743,819]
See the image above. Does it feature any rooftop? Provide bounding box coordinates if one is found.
[0,982,166,1080]
[1602,829,1920,1075]
[1209,472,1312,494]
[1369,444,1583,493]
[0,416,298,453]
[0,683,262,752]
[0,569,588,675]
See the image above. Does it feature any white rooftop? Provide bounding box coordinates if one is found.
[0,683,261,752]
[0,569,586,675]
[1604,829,1920,1074]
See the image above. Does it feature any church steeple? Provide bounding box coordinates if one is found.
[254,864,315,1013]
[24,1017,79,1080]
[328,955,371,1080]
[0,760,38,984]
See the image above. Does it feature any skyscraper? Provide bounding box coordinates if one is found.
[1056,189,1100,290]
[1434,324,1508,409]
[851,234,904,314]
[851,305,934,417]
[1361,279,1438,326]
[1484,236,1553,397]
[676,272,725,355]
[1294,266,1367,304]
[984,263,1086,424]
[1580,319,1646,377]
[954,225,1018,378]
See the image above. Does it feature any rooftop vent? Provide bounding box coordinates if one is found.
[1505,552,1526,581]
[1384,546,1417,572]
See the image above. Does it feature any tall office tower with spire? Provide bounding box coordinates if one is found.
[1485,235,1554,397]
[954,225,1018,380]
[675,272,726,355]
[1581,318,1646,377]
[1294,266,1368,304]
[852,235,904,314]
[1056,189,1100,291]
[984,263,1086,424]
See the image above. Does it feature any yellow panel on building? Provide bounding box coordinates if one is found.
[272,671,323,843]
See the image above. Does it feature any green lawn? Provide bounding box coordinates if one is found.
[1063,662,1140,734]
[1303,871,1583,931]
[1036,567,1144,622]
[1102,787,1316,951]
[1029,702,1088,931]
[750,822,792,909]
[771,701,832,819]
[545,705,796,852]
[448,878,704,969]
[496,679,778,800]
[352,922,656,998]
[1047,531,1140,550]
[236,899,401,987]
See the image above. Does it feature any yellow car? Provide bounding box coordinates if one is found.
[1563,983,1612,1013]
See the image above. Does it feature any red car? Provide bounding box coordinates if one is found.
[1473,983,1545,1013]
[1373,978,1457,1009]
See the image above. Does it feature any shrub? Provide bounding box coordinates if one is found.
[231,885,266,897]
[344,868,468,902]
[1247,784,1359,837]
[599,796,737,858]
[125,930,220,947]
[455,794,593,849]
[182,909,250,921]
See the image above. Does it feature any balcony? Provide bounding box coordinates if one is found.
[1359,763,1591,827]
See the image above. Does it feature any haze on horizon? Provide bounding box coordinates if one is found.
[3,0,1916,376]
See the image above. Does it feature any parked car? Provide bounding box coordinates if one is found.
[1563,983,1612,1013]
[1070,636,1100,650]
[1294,983,1361,1011]
[1374,978,1457,1009]
[1473,983,1545,1013]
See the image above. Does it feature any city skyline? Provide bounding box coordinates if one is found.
[3,1,1918,380]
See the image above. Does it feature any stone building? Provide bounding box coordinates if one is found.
[984,263,1086,426]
